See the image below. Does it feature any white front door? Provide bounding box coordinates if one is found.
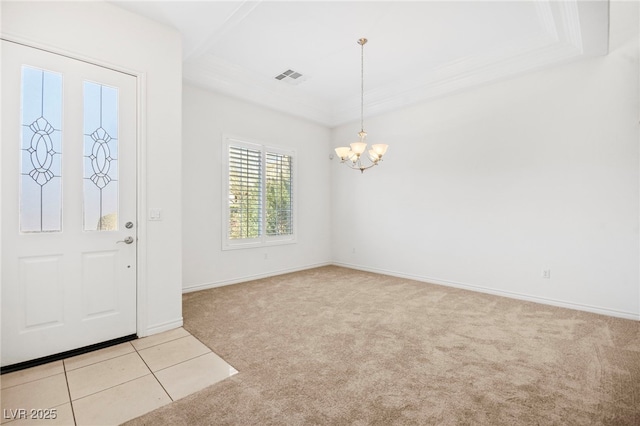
[1,40,138,367]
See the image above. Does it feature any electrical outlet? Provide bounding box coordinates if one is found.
[542,269,551,279]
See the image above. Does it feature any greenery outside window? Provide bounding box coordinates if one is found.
[223,136,295,249]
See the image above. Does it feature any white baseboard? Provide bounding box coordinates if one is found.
[332,262,640,321]
[140,317,184,337]
[182,262,332,293]
[180,261,638,321]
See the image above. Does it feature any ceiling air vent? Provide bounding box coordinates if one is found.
[275,69,305,85]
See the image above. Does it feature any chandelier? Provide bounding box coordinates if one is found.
[334,38,388,173]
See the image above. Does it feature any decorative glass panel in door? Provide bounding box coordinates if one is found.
[20,66,63,233]
[84,82,119,231]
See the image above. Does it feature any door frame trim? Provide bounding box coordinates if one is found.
[0,34,150,338]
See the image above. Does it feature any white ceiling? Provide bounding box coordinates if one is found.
[111,0,609,127]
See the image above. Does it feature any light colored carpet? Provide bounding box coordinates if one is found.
[126,266,640,425]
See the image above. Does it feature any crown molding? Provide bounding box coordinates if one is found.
[328,0,588,126]
[184,55,334,126]
[183,0,263,61]
[183,0,607,128]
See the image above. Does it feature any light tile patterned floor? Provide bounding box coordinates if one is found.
[0,328,238,425]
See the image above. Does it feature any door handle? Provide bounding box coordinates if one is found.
[117,236,134,244]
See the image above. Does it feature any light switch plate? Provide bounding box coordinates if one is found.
[149,208,162,221]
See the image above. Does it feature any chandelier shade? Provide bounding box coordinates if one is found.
[350,142,367,155]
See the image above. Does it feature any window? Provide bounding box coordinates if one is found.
[223,136,295,249]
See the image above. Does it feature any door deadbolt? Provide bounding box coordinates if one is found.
[125,222,134,229]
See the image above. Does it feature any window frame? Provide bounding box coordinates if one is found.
[222,135,296,250]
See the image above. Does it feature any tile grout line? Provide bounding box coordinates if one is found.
[136,332,220,375]
[131,343,175,402]
[132,332,193,352]
[68,370,152,403]
[66,343,152,403]
[65,348,137,373]
[0,364,64,391]
[56,334,191,406]
[152,350,214,375]
[132,330,228,402]
[62,359,78,426]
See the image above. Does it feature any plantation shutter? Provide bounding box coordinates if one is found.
[265,152,293,236]
[228,145,262,239]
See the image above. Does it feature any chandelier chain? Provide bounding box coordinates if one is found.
[360,39,364,134]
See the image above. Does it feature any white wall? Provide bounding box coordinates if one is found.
[1,1,184,335]
[182,84,331,291]
[331,1,640,319]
